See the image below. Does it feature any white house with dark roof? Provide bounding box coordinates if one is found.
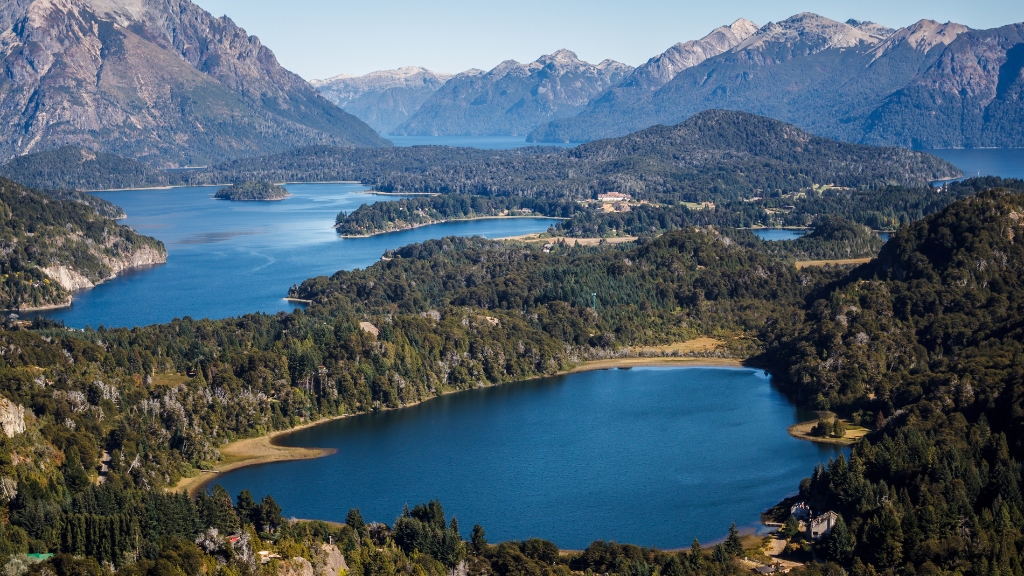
[809,511,840,540]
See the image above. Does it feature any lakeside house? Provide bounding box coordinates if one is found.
[809,510,840,540]
[597,192,631,202]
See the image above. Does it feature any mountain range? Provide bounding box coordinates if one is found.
[320,13,1024,148]
[389,50,634,137]
[0,0,390,167]
[529,13,1024,148]
[312,67,463,135]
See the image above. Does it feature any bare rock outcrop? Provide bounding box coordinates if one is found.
[43,241,167,293]
[273,545,346,576]
[0,396,25,437]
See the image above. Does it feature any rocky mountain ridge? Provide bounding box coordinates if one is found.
[391,49,633,136]
[527,13,1024,148]
[0,0,389,167]
[622,19,760,92]
[312,66,466,134]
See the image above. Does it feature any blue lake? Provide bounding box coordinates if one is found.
[27,183,557,328]
[214,366,845,550]
[388,135,574,149]
[924,148,1024,181]
[751,229,807,241]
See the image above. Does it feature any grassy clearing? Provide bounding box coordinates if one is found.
[636,337,725,355]
[788,415,870,446]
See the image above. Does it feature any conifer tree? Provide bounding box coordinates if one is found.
[725,522,743,555]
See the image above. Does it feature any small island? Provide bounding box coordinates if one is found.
[214,181,290,201]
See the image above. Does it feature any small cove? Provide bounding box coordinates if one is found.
[213,366,846,550]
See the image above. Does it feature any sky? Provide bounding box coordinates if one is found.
[192,0,1024,80]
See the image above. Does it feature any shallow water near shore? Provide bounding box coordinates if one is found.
[213,366,846,550]
[24,183,556,328]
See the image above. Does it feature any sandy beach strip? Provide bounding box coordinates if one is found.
[171,351,750,496]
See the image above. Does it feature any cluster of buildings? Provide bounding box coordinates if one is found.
[790,501,840,540]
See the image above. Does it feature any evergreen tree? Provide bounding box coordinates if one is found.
[235,490,259,527]
[260,495,282,533]
[826,516,855,564]
[725,522,743,555]
[346,508,366,532]
[688,539,704,571]
[712,544,729,564]
[662,556,684,576]
[781,515,800,539]
[63,446,90,492]
[199,485,239,534]
[470,524,487,554]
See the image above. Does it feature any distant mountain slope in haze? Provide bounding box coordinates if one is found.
[528,13,1024,148]
[860,23,1024,148]
[0,0,390,167]
[392,50,634,136]
[530,13,899,143]
[312,67,465,135]
[526,19,759,144]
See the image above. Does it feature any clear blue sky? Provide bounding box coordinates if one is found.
[191,0,1024,80]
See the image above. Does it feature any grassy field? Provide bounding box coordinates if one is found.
[635,337,725,355]
[788,414,870,445]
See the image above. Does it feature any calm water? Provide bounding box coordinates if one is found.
[751,229,807,241]
[214,367,845,550]
[388,135,574,149]
[26,183,557,328]
[924,148,1024,181]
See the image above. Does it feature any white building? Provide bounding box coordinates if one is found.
[809,511,840,540]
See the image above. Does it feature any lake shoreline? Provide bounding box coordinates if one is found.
[172,356,750,497]
[337,215,565,238]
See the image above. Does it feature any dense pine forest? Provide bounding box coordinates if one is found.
[4,110,1024,576]
[3,187,1024,576]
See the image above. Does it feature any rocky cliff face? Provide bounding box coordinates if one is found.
[42,242,166,293]
[312,67,461,134]
[275,545,346,576]
[0,175,167,310]
[0,0,390,167]
[0,397,25,437]
[392,50,633,136]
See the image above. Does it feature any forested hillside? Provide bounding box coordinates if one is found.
[0,178,166,310]
[0,148,176,192]
[755,189,1024,573]
[189,111,958,203]
[4,188,1024,576]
